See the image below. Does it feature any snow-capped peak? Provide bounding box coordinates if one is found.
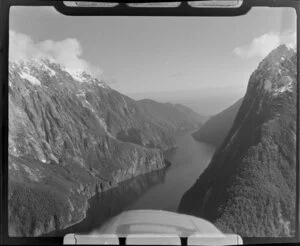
[251,44,296,98]
[11,58,56,76]
[66,69,109,88]
[67,70,93,83]
[10,58,109,89]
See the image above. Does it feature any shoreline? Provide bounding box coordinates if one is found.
[39,129,197,237]
[41,128,215,237]
[41,158,173,237]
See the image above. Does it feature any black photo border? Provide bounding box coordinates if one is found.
[0,0,299,245]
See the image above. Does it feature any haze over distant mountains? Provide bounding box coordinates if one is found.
[179,45,297,237]
[128,87,244,116]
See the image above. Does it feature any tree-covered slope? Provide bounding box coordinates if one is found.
[179,45,297,237]
[192,98,243,147]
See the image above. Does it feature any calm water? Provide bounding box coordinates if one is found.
[126,131,215,212]
[48,131,215,236]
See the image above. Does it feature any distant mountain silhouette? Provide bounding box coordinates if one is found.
[138,99,205,132]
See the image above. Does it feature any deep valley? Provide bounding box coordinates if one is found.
[8,44,297,238]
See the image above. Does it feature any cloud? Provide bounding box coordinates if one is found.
[233,31,296,59]
[9,30,102,79]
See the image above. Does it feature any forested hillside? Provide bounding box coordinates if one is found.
[192,98,243,147]
[179,45,297,237]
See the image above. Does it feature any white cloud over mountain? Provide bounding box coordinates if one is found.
[234,31,296,59]
[9,30,103,79]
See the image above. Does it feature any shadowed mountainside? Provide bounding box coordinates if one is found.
[179,45,297,237]
[44,166,169,237]
[192,98,243,148]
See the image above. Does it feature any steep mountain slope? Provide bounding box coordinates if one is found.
[192,98,243,147]
[8,59,200,236]
[138,99,205,132]
[173,103,207,124]
[179,45,297,237]
[45,167,169,237]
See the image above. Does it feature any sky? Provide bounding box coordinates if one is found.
[9,6,296,115]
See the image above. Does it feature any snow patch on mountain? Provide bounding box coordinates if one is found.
[10,58,110,91]
[75,90,112,135]
[96,115,110,133]
[83,99,95,113]
[65,68,109,88]
[68,70,88,83]
[19,72,41,86]
[24,59,57,77]
[274,81,293,96]
[41,63,56,76]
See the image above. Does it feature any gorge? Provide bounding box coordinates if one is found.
[8,44,297,238]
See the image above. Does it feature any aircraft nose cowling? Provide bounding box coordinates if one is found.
[66,209,242,245]
[63,210,243,245]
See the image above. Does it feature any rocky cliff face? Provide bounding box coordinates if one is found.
[179,45,297,237]
[8,59,200,236]
[192,98,243,147]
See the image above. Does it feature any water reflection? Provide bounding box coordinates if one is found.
[46,166,168,236]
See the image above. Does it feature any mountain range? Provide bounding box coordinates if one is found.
[8,44,297,238]
[179,45,297,237]
[8,58,203,236]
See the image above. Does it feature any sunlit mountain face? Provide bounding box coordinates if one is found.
[8,57,204,236]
